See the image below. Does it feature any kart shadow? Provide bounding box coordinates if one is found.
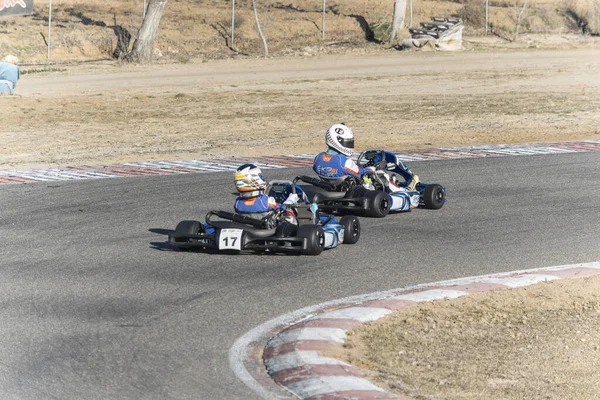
[149,228,176,251]
[150,241,175,251]
[149,228,174,236]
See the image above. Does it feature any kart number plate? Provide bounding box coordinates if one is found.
[219,229,243,250]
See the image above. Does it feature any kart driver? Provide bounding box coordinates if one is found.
[233,163,298,224]
[312,123,420,191]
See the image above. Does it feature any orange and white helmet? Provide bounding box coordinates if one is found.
[326,123,354,156]
[234,163,266,197]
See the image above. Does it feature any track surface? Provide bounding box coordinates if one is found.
[1,153,599,399]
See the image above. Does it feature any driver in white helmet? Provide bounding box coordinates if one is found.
[233,163,298,224]
[313,123,373,184]
[312,123,419,190]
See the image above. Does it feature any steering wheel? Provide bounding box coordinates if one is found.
[360,150,387,170]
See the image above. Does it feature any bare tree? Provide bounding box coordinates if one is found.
[390,0,408,42]
[513,0,529,41]
[129,0,168,62]
[252,0,268,57]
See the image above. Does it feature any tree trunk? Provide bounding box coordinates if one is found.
[252,0,268,57]
[390,0,407,42]
[513,0,528,42]
[129,0,168,63]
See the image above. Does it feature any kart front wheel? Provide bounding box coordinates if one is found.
[170,220,202,250]
[174,220,202,235]
[422,184,446,209]
[276,221,298,238]
[340,215,361,244]
[298,225,325,255]
[364,190,390,218]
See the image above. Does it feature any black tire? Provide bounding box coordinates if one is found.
[276,221,298,238]
[298,225,325,255]
[364,190,391,218]
[421,184,445,209]
[174,220,201,235]
[171,220,202,250]
[339,215,360,244]
[348,186,368,198]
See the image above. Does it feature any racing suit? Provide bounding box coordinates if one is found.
[234,194,280,218]
[234,193,298,225]
[313,149,372,183]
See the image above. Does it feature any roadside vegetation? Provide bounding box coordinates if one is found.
[339,275,600,399]
[0,0,599,63]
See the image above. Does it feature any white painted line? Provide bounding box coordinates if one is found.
[265,351,349,374]
[483,274,559,288]
[125,161,236,171]
[254,163,289,169]
[128,161,211,170]
[268,327,348,347]
[392,288,468,302]
[287,154,317,159]
[12,173,70,181]
[314,307,392,322]
[286,376,385,398]
[393,154,428,161]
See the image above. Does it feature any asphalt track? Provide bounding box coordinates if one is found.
[1,152,599,399]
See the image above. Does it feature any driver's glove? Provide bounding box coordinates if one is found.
[374,160,388,170]
[362,177,375,190]
[283,193,299,205]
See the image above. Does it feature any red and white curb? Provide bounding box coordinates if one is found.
[2,140,600,185]
[230,262,600,399]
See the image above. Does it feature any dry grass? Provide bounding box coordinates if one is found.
[0,0,598,62]
[2,50,599,170]
[339,275,600,400]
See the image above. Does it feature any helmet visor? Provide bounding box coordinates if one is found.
[337,137,354,150]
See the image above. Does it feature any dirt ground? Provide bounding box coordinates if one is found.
[2,37,600,170]
[340,275,600,400]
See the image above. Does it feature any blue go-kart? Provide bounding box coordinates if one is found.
[168,178,360,255]
[298,149,446,218]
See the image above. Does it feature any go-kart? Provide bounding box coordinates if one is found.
[298,149,446,218]
[168,178,360,255]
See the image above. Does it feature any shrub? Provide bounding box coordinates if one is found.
[457,1,486,28]
[564,0,600,34]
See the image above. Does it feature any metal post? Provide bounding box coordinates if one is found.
[322,0,325,40]
[47,0,52,60]
[485,0,489,34]
[410,0,413,28]
[231,0,235,46]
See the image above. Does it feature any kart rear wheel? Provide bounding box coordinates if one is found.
[364,191,390,218]
[340,215,360,244]
[298,225,325,255]
[422,184,446,209]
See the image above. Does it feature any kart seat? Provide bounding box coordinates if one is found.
[210,221,276,238]
[301,185,348,203]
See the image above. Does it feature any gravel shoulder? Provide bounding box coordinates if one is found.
[340,275,600,400]
[2,43,600,170]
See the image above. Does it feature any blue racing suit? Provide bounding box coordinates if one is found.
[234,194,280,215]
[234,192,299,225]
[313,149,372,182]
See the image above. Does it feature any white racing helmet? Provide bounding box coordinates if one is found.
[234,163,266,198]
[326,123,354,156]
